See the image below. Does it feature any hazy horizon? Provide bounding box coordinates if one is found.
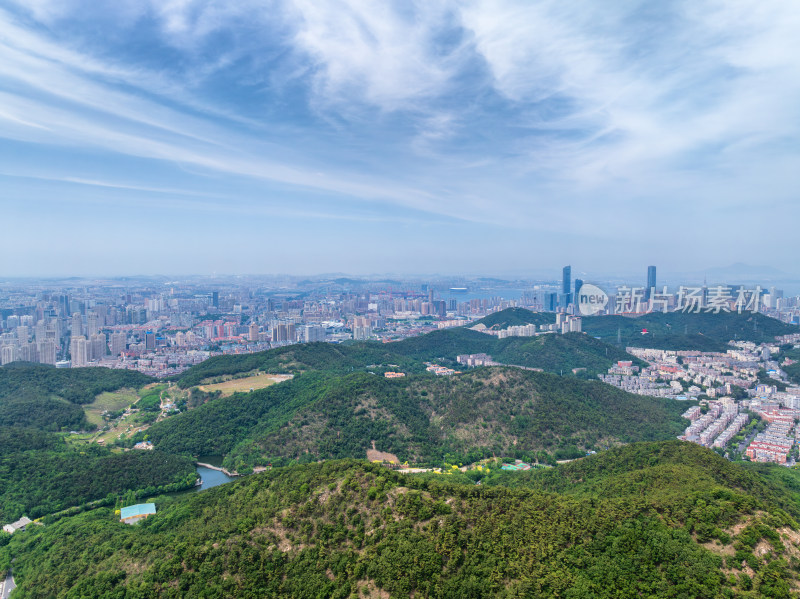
[2,262,798,286]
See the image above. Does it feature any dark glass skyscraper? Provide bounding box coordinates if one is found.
[562,265,571,305]
[645,265,656,300]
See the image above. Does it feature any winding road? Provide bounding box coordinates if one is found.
[0,572,16,599]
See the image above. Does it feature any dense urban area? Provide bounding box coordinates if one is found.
[2,266,798,378]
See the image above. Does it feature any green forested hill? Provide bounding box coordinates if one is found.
[0,363,152,431]
[176,326,636,389]
[472,307,556,329]
[0,426,197,522]
[494,332,644,374]
[143,372,339,457]
[175,310,797,391]
[0,363,152,404]
[140,367,687,472]
[387,327,496,360]
[474,307,797,350]
[0,427,63,454]
[176,342,421,388]
[0,394,87,431]
[582,310,797,351]
[386,328,636,376]
[3,442,800,598]
[487,441,780,499]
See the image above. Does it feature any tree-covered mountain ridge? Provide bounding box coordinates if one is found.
[0,362,153,431]
[140,366,689,472]
[473,307,797,351]
[176,325,640,389]
[4,441,800,597]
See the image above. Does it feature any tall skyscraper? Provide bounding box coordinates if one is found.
[1,345,16,366]
[89,333,106,360]
[110,332,127,356]
[272,323,296,343]
[645,266,657,301]
[71,312,82,337]
[574,278,584,299]
[544,292,558,311]
[70,335,88,367]
[37,340,56,365]
[35,320,47,343]
[562,265,571,305]
[352,316,372,340]
[87,311,99,336]
[212,291,219,308]
[15,325,29,343]
[303,325,326,343]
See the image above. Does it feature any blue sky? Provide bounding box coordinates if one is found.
[1,0,799,276]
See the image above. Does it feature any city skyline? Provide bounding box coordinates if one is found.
[3,265,797,375]
[2,1,800,275]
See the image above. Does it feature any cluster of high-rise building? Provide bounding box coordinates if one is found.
[1,313,60,366]
[1,268,798,377]
[0,278,538,376]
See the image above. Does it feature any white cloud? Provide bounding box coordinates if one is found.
[1,0,799,259]
[0,7,482,223]
[455,0,800,207]
[282,1,462,112]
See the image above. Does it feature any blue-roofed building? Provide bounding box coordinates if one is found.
[120,503,156,524]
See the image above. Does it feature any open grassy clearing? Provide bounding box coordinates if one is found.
[197,373,292,396]
[68,384,167,446]
[83,389,139,426]
[90,411,155,446]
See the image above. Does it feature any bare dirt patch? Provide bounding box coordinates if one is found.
[367,440,399,463]
[356,580,390,599]
[780,527,800,546]
[724,512,766,537]
[754,540,773,558]
[702,540,735,556]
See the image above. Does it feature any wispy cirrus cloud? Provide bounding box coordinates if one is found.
[1,0,799,275]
